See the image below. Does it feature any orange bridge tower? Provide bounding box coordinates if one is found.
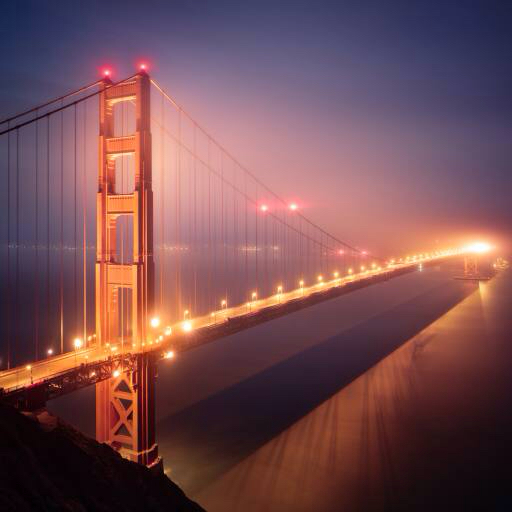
[95,70,159,467]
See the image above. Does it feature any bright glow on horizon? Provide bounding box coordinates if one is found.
[150,317,160,328]
[289,203,298,211]
[182,320,192,332]
[465,242,492,254]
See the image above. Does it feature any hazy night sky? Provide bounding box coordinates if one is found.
[1,0,510,256]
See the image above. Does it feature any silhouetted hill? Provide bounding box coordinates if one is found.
[0,403,204,511]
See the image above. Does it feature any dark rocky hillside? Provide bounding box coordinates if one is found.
[0,403,204,511]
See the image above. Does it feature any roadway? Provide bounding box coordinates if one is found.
[0,250,464,398]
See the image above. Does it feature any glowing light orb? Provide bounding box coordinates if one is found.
[466,242,492,254]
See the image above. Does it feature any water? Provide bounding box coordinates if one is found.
[51,265,512,510]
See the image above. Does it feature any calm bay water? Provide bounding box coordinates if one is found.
[52,264,512,510]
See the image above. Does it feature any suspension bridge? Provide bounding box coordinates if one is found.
[0,67,481,468]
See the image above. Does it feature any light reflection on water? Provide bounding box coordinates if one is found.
[186,270,512,511]
[50,267,512,510]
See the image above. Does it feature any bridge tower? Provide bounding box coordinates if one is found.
[95,71,159,467]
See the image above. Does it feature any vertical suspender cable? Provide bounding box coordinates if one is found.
[193,124,198,313]
[15,129,20,367]
[60,108,64,354]
[233,164,237,302]
[244,170,248,293]
[6,126,10,369]
[177,109,182,316]
[82,101,87,344]
[219,151,224,303]
[35,113,39,360]
[46,116,50,354]
[255,182,258,294]
[160,92,164,312]
[74,104,78,338]
[207,139,212,313]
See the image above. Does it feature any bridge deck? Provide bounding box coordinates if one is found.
[0,255,460,407]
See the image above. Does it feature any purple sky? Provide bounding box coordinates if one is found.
[1,0,510,256]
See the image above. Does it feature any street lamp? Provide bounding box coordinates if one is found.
[250,291,258,312]
[299,280,304,296]
[26,364,33,384]
[73,337,82,366]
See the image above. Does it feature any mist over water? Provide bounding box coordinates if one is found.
[49,263,512,510]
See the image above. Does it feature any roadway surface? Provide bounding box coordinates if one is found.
[0,251,462,396]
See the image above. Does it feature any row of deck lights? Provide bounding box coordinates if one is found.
[154,250,458,340]
[17,248,469,381]
[149,262,386,341]
[39,258,393,366]
[121,249,467,370]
